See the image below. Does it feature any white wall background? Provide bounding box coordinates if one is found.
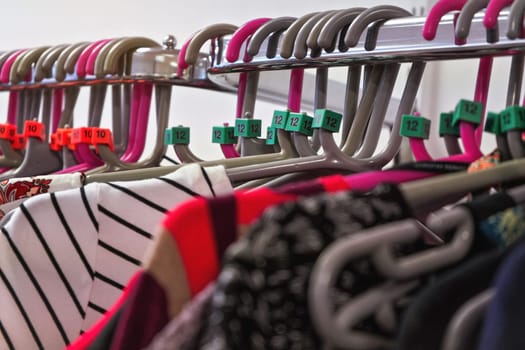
[0,0,512,162]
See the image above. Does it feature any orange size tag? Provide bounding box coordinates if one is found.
[11,134,26,150]
[71,127,94,144]
[0,123,16,141]
[56,128,76,150]
[24,121,46,141]
[91,128,114,152]
[50,133,61,151]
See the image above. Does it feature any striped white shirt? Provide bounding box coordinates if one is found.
[0,164,232,350]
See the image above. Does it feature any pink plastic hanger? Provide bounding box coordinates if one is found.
[0,51,25,174]
[72,40,109,168]
[227,18,281,157]
[177,35,240,158]
[338,1,496,191]
[55,40,109,173]
[410,0,490,162]
[484,0,513,28]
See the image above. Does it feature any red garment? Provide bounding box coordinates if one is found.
[66,272,141,350]
[110,273,169,350]
[107,175,350,350]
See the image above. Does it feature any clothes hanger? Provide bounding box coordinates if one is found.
[85,38,126,156]
[188,18,299,157]
[331,6,409,158]
[416,0,490,162]
[441,288,494,350]
[252,7,403,189]
[0,49,29,168]
[85,9,422,184]
[3,45,65,177]
[0,50,20,173]
[482,0,521,161]
[54,39,114,173]
[485,0,513,29]
[94,37,159,163]
[52,42,92,168]
[86,37,170,172]
[456,0,499,42]
[251,15,315,157]
[309,178,525,349]
[507,0,525,39]
[184,20,298,160]
[455,0,525,160]
[317,8,366,147]
[174,24,240,162]
[178,25,241,160]
[68,40,111,171]
[225,60,424,183]
[225,18,280,157]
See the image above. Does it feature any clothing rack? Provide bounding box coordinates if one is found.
[206,10,523,73]
[0,38,378,119]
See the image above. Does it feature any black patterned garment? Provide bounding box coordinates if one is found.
[193,184,413,350]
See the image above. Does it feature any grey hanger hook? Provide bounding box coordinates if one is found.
[317,8,367,52]
[507,0,525,39]
[247,17,316,158]
[354,63,401,158]
[34,44,70,82]
[293,10,339,59]
[279,12,320,59]
[247,16,297,57]
[54,42,91,82]
[456,0,499,43]
[185,24,238,66]
[442,288,494,350]
[344,5,413,49]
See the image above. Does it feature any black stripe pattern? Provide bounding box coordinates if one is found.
[0,163,232,349]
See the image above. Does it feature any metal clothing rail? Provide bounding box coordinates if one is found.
[207,10,524,73]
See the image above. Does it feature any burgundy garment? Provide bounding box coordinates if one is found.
[109,272,169,350]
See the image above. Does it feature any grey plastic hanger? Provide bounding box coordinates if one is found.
[187,23,275,157]
[224,60,424,183]
[0,49,41,169]
[246,17,318,164]
[299,6,404,159]
[33,44,70,82]
[175,25,238,163]
[86,37,172,172]
[344,5,412,49]
[311,181,525,349]
[1,46,63,177]
[353,63,400,158]
[280,12,321,59]
[52,42,91,168]
[507,0,525,39]
[252,16,318,157]
[308,219,430,349]
[456,0,498,42]
[317,8,366,146]
[497,52,523,160]
[247,16,297,58]
[442,288,494,350]
[294,10,358,157]
[454,0,513,159]
[341,5,412,157]
[294,10,339,59]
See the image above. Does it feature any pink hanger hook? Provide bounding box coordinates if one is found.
[415,0,489,162]
[85,39,113,76]
[76,40,110,78]
[423,0,468,40]
[226,18,272,62]
[484,0,513,28]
